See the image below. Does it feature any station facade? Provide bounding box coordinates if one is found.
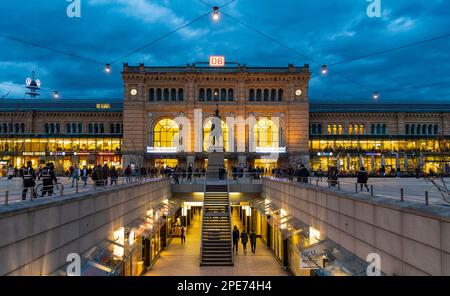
[1,63,450,174]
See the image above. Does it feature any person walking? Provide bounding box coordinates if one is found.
[110,166,118,185]
[180,226,186,244]
[21,161,36,200]
[125,164,132,183]
[316,165,323,181]
[232,226,240,254]
[249,229,257,254]
[39,163,57,197]
[187,164,193,182]
[240,229,249,253]
[92,165,103,187]
[7,164,14,182]
[102,163,110,186]
[70,164,80,188]
[357,166,370,192]
[81,165,89,187]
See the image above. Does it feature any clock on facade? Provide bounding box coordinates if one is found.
[295,89,302,96]
[130,88,138,96]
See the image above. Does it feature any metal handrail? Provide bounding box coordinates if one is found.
[227,176,233,265]
[200,173,207,261]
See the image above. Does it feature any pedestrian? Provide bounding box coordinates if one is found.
[396,167,401,178]
[110,166,118,185]
[21,161,37,200]
[357,166,370,192]
[125,164,132,183]
[181,226,186,244]
[81,165,89,187]
[92,165,103,187]
[187,164,193,182]
[7,164,14,182]
[232,226,240,254]
[70,164,80,188]
[299,164,310,183]
[316,165,323,181]
[249,229,257,254]
[240,229,248,253]
[328,166,339,187]
[39,163,57,197]
[102,163,110,186]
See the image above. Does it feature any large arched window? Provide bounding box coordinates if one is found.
[153,119,180,148]
[254,118,279,148]
[203,119,229,152]
[199,88,205,101]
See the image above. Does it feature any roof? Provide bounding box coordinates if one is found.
[0,98,123,112]
[123,63,310,74]
[309,102,450,113]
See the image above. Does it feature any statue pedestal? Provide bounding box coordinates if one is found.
[206,151,225,180]
[207,145,224,153]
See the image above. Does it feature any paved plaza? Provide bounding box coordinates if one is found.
[145,212,290,276]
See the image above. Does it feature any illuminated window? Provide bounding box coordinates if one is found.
[328,124,332,135]
[213,88,220,101]
[254,118,279,148]
[203,119,229,152]
[349,124,353,135]
[153,119,179,148]
[338,124,343,135]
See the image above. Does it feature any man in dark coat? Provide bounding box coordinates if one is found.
[232,226,240,254]
[249,229,257,254]
[240,229,249,253]
[39,163,58,197]
[21,161,36,200]
[357,166,369,192]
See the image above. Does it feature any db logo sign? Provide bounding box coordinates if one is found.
[209,56,225,67]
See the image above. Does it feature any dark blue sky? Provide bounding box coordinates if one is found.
[1,0,449,102]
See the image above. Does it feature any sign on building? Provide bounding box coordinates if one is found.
[209,56,225,67]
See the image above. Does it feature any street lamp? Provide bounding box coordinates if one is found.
[105,63,111,74]
[321,65,328,76]
[372,91,380,100]
[213,6,219,21]
[53,91,60,99]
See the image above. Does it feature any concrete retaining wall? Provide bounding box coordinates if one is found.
[0,179,171,275]
[262,179,450,276]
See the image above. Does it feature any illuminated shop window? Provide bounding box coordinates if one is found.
[203,119,229,152]
[153,118,180,148]
[254,118,279,148]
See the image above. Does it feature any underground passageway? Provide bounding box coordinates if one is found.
[145,210,290,276]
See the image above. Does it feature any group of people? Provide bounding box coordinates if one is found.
[20,160,58,200]
[232,226,257,254]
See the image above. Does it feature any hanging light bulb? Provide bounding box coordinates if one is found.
[213,6,219,21]
[321,65,328,76]
[105,63,111,74]
[53,91,60,99]
[372,91,380,100]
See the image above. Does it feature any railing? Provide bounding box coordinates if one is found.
[227,176,233,265]
[169,171,264,185]
[200,174,207,260]
[0,175,165,207]
[264,175,450,207]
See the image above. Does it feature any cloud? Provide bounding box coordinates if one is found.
[387,17,416,32]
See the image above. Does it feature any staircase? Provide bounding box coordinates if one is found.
[200,153,233,266]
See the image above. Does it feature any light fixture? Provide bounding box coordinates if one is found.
[53,91,60,99]
[295,89,302,97]
[213,6,219,21]
[321,65,328,76]
[130,88,138,96]
[105,63,111,73]
[372,91,380,100]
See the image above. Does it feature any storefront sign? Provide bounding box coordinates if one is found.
[300,245,325,270]
[146,146,177,153]
[256,147,286,153]
[22,152,45,156]
[209,55,225,67]
[317,152,333,156]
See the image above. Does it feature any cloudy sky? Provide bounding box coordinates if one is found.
[0,0,449,102]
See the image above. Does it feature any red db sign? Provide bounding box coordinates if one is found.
[209,56,225,67]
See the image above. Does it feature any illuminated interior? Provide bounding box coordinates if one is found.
[254,118,279,148]
[153,118,180,148]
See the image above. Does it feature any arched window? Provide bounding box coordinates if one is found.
[254,118,279,148]
[199,88,205,101]
[163,88,170,101]
[349,124,354,135]
[263,89,269,101]
[270,89,277,101]
[14,123,19,134]
[55,123,60,134]
[278,89,283,101]
[411,124,415,135]
[170,88,177,101]
[110,123,115,134]
[178,88,184,101]
[311,124,317,134]
[66,123,71,134]
[382,124,386,135]
[206,89,212,101]
[434,124,439,135]
[376,124,381,135]
[428,124,433,135]
[249,89,255,101]
[256,89,262,101]
[203,119,229,152]
[88,123,93,134]
[156,88,162,101]
[78,123,82,134]
[220,89,227,101]
[50,123,55,134]
[71,123,76,134]
[213,88,220,101]
[422,124,427,135]
[153,118,180,148]
[149,88,155,101]
[20,123,25,134]
[416,125,420,135]
[100,124,104,134]
[405,124,409,135]
[116,123,121,134]
[228,89,234,101]
[317,124,322,135]
[94,123,99,134]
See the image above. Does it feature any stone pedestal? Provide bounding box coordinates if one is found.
[206,152,225,179]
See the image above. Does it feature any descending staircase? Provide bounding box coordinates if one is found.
[200,153,233,266]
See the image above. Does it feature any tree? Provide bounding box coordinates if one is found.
[426,176,450,203]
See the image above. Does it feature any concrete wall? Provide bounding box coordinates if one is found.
[262,179,450,276]
[0,179,171,276]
